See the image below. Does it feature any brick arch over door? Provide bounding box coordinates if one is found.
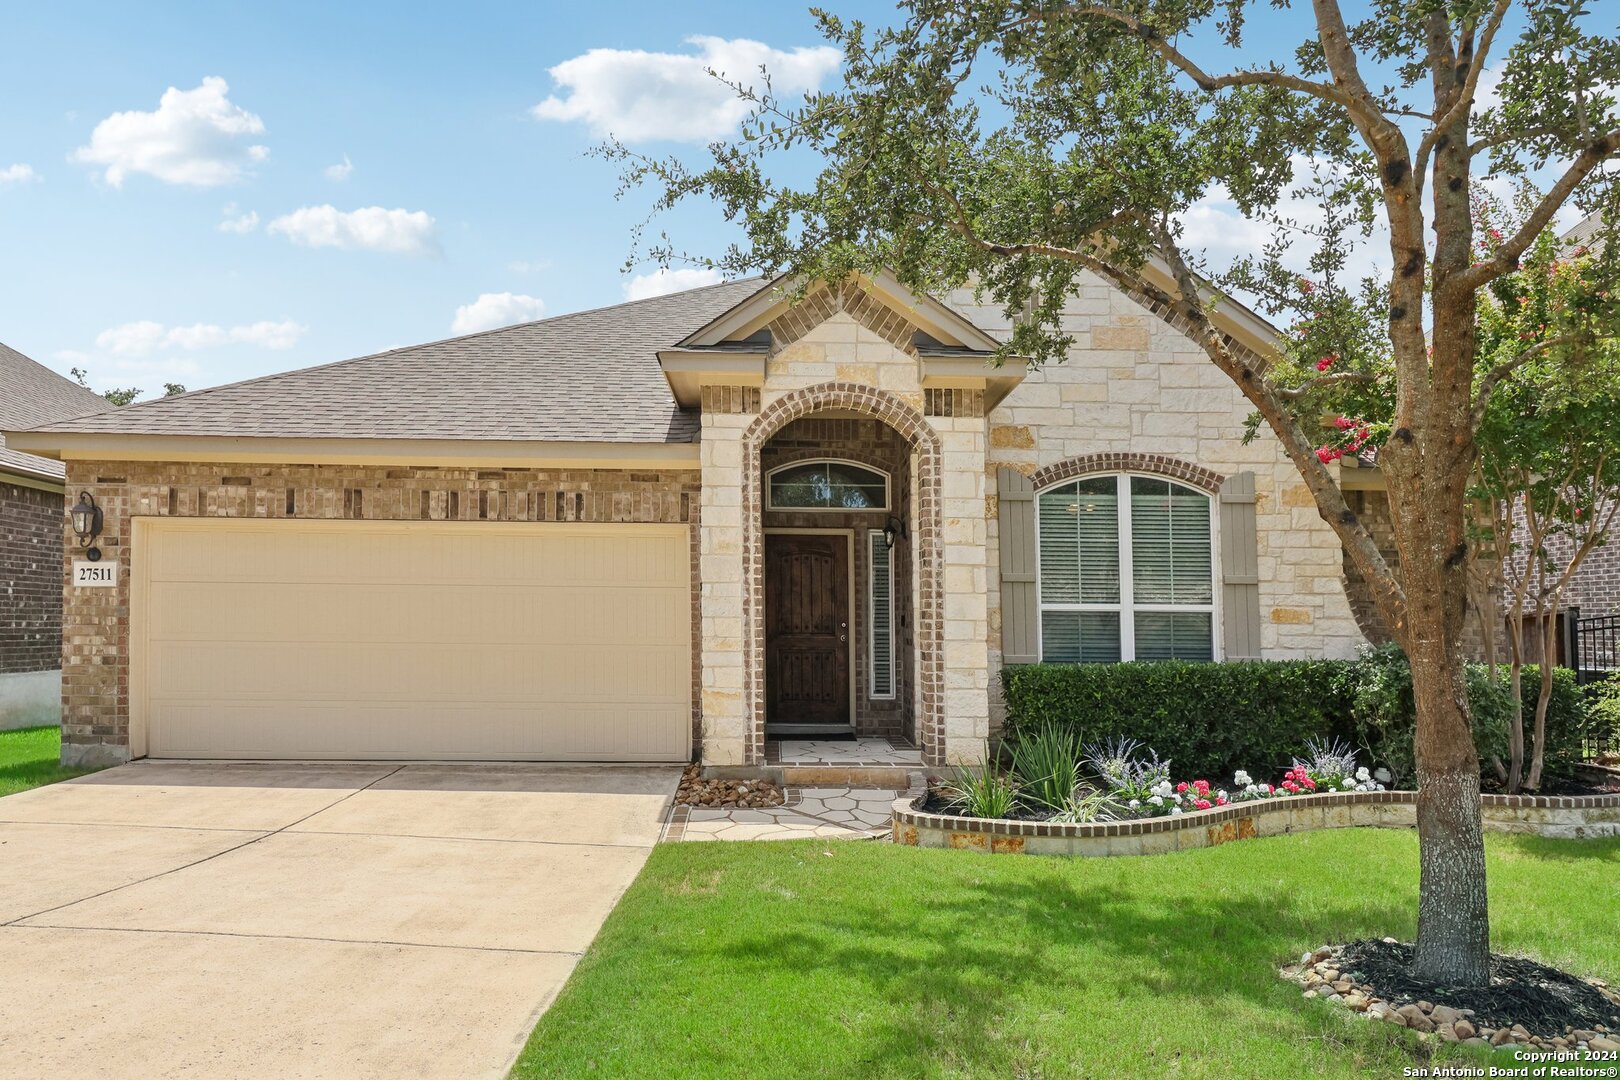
[1031,453,1225,495]
[742,382,946,764]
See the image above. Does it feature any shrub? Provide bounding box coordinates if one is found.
[1001,659,1354,780]
[1590,674,1620,753]
[1008,724,1083,813]
[1001,644,1592,786]
[940,758,1020,818]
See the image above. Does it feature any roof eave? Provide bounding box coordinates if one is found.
[3,431,701,470]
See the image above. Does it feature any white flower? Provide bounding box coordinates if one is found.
[1356,767,1370,782]
[1374,768,1392,784]
[1340,778,1355,789]
[1234,770,1252,787]
[1171,805,1184,815]
[1128,799,1141,809]
[1217,790,1228,800]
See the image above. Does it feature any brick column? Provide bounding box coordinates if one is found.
[931,417,991,764]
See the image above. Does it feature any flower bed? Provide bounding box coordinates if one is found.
[892,788,1620,856]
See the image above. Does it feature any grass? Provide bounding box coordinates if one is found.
[0,726,96,797]
[513,829,1620,1079]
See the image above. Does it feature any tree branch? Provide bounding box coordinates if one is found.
[1414,0,1511,183]
[1470,333,1583,425]
[1457,127,1620,290]
[1273,371,1376,399]
[1012,4,1402,137]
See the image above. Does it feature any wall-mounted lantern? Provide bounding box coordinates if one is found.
[883,515,907,550]
[69,491,104,561]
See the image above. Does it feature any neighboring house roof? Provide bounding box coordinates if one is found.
[13,278,765,446]
[0,342,114,483]
[1563,209,1611,253]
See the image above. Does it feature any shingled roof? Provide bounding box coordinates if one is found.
[13,277,768,446]
[0,342,114,481]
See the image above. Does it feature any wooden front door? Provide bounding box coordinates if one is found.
[765,533,851,727]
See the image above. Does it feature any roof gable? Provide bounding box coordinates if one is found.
[0,342,114,482]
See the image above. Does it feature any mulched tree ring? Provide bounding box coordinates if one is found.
[1286,939,1620,1051]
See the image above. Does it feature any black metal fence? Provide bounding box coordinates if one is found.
[1573,612,1618,760]
[1574,612,1619,687]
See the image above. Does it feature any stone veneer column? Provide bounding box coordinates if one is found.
[931,415,991,764]
[698,407,752,764]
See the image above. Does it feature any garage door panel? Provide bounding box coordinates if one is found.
[152,703,691,761]
[148,527,687,588]
[148,641,689,703]
[146,580,689,646]
[137,520,692,761]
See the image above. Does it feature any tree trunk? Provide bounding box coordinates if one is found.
[1506,618,1525,794]
[1407,628,1493,985]
[1526,609,1560,790]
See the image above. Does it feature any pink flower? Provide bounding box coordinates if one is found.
[1215,795,1228,806]
[1316,447,1343,464]
[1175,782,1188,794]
[1303,778,1316,790]
[1316,354,1337,372]
[1194,799,1212,810]
[1332,416,1355,430]
[1193,779,1210,794]
[1283,781,1299,793]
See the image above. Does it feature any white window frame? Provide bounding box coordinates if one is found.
[1032,472,1221,662]
[765,458,891,512]
[867,529,895,699]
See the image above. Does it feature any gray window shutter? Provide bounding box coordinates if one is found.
[1218,472,1262,659]
[997,467,1039,664]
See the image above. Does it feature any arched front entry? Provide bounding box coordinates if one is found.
[740,382,946,765]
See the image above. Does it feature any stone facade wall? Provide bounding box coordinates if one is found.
[1,481,64,676]
[943,276,1369,731]
[894,789,1620,856]
[58,461,701,767]
[761,417,914,736]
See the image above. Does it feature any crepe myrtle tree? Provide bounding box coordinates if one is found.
[1465,208,1620,793]
[1293,194,1620,794]
[605,0,1620,983]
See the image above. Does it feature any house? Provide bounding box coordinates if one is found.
[6,273,1388,769]
[0,343,115,729]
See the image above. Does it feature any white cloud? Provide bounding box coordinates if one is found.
[1176,157,1390,290]
[0,163,39,185]
[624,267,723,300]
[95,318,305,357]
[324,154,353,181]
[532,35,841,143]
[72,77,267,187]
[451,293,547,334]
[267,204,439,255]
[217,202,259,233]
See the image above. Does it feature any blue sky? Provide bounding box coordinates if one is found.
[0,2,1562,400]
[0,1,879,397]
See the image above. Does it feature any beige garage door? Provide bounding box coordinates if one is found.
[133,519,691,761]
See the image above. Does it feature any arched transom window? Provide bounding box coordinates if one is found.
[767,460,890,511]
[1036,474,1215,662]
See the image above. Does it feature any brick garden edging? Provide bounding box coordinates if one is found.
[891,789,1620,856]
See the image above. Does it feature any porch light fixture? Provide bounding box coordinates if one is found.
[69,491,103,561]
[883,516,907,550]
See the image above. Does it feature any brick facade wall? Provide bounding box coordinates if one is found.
[59,461,701,767]
[1,481,64,675]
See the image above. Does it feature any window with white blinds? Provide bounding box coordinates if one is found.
[1036,474,1215,662]
[868,530,895,698]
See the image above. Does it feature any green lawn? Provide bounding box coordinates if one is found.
[513,830,1620,1079]
[0,725,97,797]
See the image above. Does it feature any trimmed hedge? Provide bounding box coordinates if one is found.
[1001,659,1355,780]
[1001,646,1591,784]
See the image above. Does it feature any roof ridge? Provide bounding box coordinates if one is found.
[75,275,768,424]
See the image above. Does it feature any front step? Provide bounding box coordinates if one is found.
[703,764,929,790]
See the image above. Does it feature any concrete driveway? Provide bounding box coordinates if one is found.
[0,761,679,1079]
